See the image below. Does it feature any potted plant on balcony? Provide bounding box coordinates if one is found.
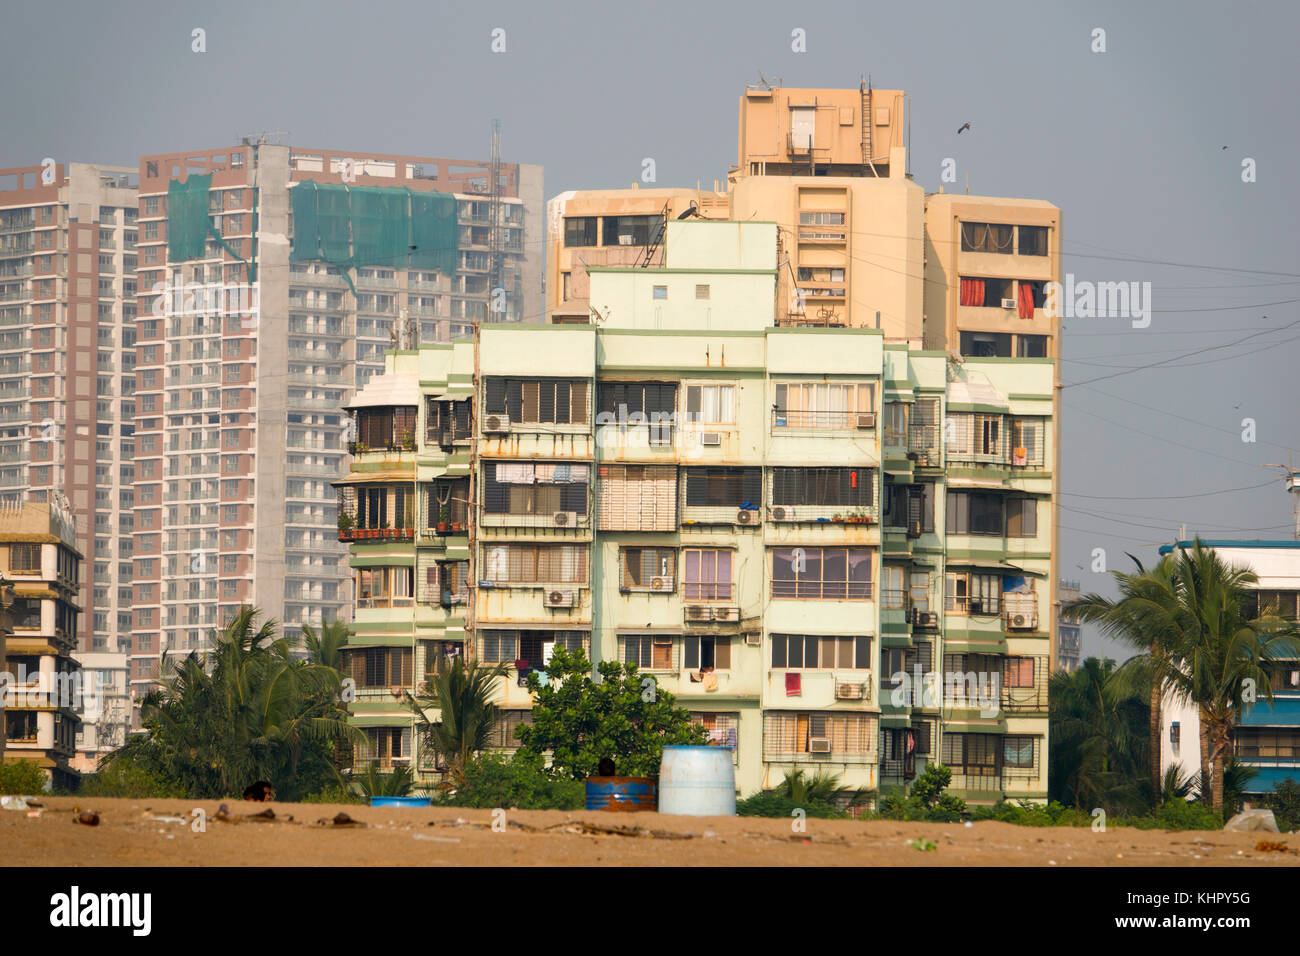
[337,511,354,538]
[400,429,415,452]
[845,508,869,525]
[437,504,450,534]
[450,515,465,533]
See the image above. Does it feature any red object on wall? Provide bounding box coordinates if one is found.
[1017,281,1035,319]
[960,277,985,307]
[785,672,802,696]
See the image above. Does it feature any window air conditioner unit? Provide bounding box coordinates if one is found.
[735,509,758,526]
[745,632,762,647]
[835,682,865,700]
[701,432,722,447]
[769,506,793,521]
[856,413,876,429]
[684,606,713,623]
[809,737,832,754]
[544,589,575,609]
[483,414,510,434]
[712,606,740,622]
[649,576,674,593]
[1001,297,1016,309]
[552,511,578,527]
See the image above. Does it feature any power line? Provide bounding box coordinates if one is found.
[1060,479,1279,500]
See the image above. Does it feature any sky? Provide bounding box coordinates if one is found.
[3,0,1297,661]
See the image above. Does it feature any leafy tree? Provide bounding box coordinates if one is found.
[407,656,508,787]
[1048,657,1150,814]
[1267,778,1300,832]
[108,607,363,799]
[0,759,48,794]
[301,619,351,671]
[516,645,707,779]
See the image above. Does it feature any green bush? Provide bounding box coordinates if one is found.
[301,785,364,805]
[736,790,848,819]
[1267,778,1300,833]
[77,761,185,799]
[441,752,584,810]
[878,764,968,822]
[0,759,48,795]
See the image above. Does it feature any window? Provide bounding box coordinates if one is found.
[695,284,710,300]
[770,467,873,508]
[486,709,533,749]
[598,381,677,421]
[1017,225,1048,256]
[652,285,667,300]
[623,634,675,671]
[621,548,676,590]
[1017,334,1048,358]
[763,712,874,757]
[684,635,731,670]
[1004,657,1036,688]
[941,733,1001,778]
[684,383,735,425]
[909,571,931,612]
[693,712,738,751]
[602,215,661,247]
[773,381,873,429]
[958,331,1012,357]
[771,548,873,599]
[881,566,905,609]
[346,647,412,688]
[683,548,732,601]
[8,543,40,572]
[1244,589,1300,621]
[883,482,934,532]
[480,544,587,584]
[479,630,586,669]
[960,222,1013,254]
[482,461,590,519]
[1004,736,1038,770]
[1004,497,1038,537]
[683,467,762,509]
[946,491,1004,536]
[883,402,908,445]
[483,378,589,426]
[355,567,415,608]
[945,571,1003,614]
[1010,418,1045,464]
[355,405,417,450]
[563,217,597,247]
[597,464,677,531]
[771,634,870,669]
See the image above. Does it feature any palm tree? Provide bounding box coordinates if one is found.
[1048,657,1149,812]
[1066,555,1187,806]
[780,767,871,811]
[355,761,415,798]
[407,656,508,787]
[1170,541,1296,808]
[1161,764,1197,803]
[301,619,352,672]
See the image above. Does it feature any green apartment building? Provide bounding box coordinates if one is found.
[336,217,1053,804]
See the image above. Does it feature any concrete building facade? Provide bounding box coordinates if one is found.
[340,210,1056,804]
[0,499,83,789]
[127,142,542,724]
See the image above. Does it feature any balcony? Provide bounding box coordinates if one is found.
[338,526,414,543]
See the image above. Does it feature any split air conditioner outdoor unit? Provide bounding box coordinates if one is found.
[1006,611,1038,630]
[483,414,510,434]
[712,606,740,623]
[649,576,674,592]
[552,511,577,527]
[544,589,575,609]
[835,682,865,700]
[684,606,713,623]
[769,506,793,521]
[735,509,759,526]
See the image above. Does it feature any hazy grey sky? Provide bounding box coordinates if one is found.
[4,0,1297,660]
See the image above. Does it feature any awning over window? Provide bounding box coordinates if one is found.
[344,374,422,410]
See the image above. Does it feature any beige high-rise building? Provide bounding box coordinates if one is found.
[0,163,138,765]
[128,141,542,724]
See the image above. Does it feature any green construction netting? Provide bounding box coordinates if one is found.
[167,173,211,262]
[290,181,458,278]
[166,173,256,281]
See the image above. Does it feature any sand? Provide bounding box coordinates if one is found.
[2,797,1296,866]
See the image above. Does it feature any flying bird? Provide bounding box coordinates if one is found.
[957,123,971,134]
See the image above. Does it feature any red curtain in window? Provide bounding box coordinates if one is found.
[959,278,985,307]
[1017,281,1035,318]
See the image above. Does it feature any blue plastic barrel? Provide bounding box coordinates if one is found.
[658,746,736,816]
[585,776,657,812]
